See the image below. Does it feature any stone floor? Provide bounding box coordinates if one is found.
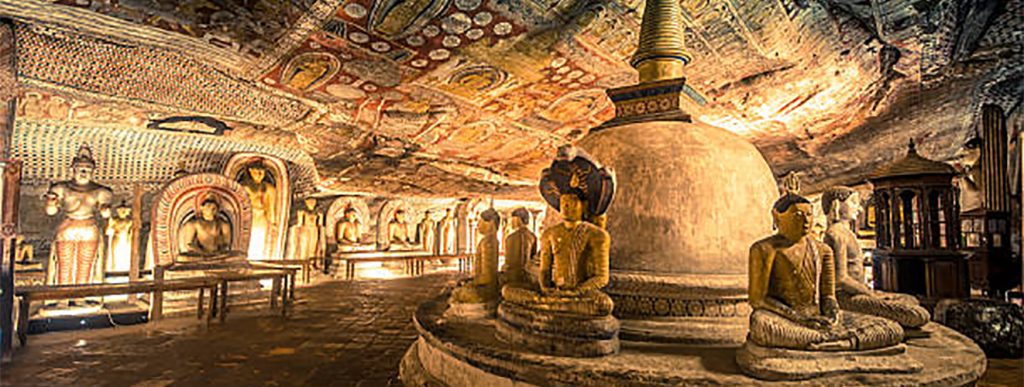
[1,271,1021,387]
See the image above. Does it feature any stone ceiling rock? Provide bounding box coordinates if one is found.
[0,0,1020,198]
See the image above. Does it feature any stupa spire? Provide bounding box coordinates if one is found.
[631,0,691,83]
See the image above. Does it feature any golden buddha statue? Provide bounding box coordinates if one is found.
[178,197,235,260]
[746,194,903,351]
[388,209,413,247]
[501,193,613,316]
[496,150,619,357]
[822,186,930,328]
[44,144,114,286]
[336,207,362,245]
[439,208,455,254]
[449,208,501,305]
[240,164,278,260]
[417,210,436,253]
[105,202,133,273]
[287,197,324,261]
[501,208,537,286]
[15,235,34,264]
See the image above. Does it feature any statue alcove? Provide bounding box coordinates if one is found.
[325,196,372,252]
[223,153,291,261]
[149,173,252,268]
[377,200,416,251]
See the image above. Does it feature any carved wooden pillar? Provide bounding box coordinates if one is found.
[982,104,1010,212]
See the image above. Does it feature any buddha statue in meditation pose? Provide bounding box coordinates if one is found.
[388,209,413,247]
[336,207,361,245]
[502,194,613,316]
[45,144,113,286]
[178,197,235,261]
[448,208,501,305]
[497,149,619,357]
[746,193,904,351]
[501,208,537,287]
[822,186,930,328]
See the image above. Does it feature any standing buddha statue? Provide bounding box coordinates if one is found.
[417,210,436,253]
[821,186,930,328]
[287,197,324,261]
[241,163,277,260]
[497,148,619,357]
[439,208,455,254]
[45,144,113,286]
[105,201,134,273]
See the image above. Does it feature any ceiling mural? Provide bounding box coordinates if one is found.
[4,0,1021,197]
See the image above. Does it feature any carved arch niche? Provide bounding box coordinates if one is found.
[325,196,372,247]
[377,199,416,251]
[149,173,253,267]
[223,153,291,260]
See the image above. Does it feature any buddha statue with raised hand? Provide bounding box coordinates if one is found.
[497,147,619,357]
[821,186,930,328]
[738,193,921,380]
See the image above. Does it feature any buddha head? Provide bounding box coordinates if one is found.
[344,207,358,222]
[394,209,406,223]
[247,164,268,184]
[444,208,453,219]
[304,197,317,211]
[511,208,530,230]
[822,186,860,223]
[115,202,131,219]
[422,210,432,221]
[478,208,500,235]
[772,194,813,242]
[560,192,586,223]
[70,144,97,185]
[199,198,221,222]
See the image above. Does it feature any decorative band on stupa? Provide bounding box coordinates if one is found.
[595,0,693,131]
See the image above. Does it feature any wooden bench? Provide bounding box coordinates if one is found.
[14,277,220,348]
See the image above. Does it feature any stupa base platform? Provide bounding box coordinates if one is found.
[400,295,986,386]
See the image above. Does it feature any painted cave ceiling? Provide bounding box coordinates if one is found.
[3,0,1022,198]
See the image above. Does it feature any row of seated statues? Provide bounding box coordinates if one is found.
[438,146,937,378]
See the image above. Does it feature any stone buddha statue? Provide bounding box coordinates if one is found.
[336,207,362,245]
[417,210,436,253]
[448,208,501,307]
[746,194,904,351]
[287,197,324,261]
[105,202,134,273]
[501,193,613,317]
[501,208,537,287]
[496,150,619,357]
[44,144,114,286]
[388,209,412,247]
[737,193,921,380]
[178,197,236,261]
[240,163,278,260]
[439,208,455,254]
[822,186,930,328]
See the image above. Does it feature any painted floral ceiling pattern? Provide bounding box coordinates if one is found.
[3,0,1022,197]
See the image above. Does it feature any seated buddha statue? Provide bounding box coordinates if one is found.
[336,207,362,245]
[746,193,903,351]
[501,208,537,287]
[822,186,930,328]
[448,208,501,307]
[501,193,613,317]
[177,197,242,264]
[497,149,619,357]
[388,209,413,248]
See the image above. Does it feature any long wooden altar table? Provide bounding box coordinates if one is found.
[331,252,471,280]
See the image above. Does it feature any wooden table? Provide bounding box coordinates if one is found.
[13,278,220,348]
[331,253,470,280]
